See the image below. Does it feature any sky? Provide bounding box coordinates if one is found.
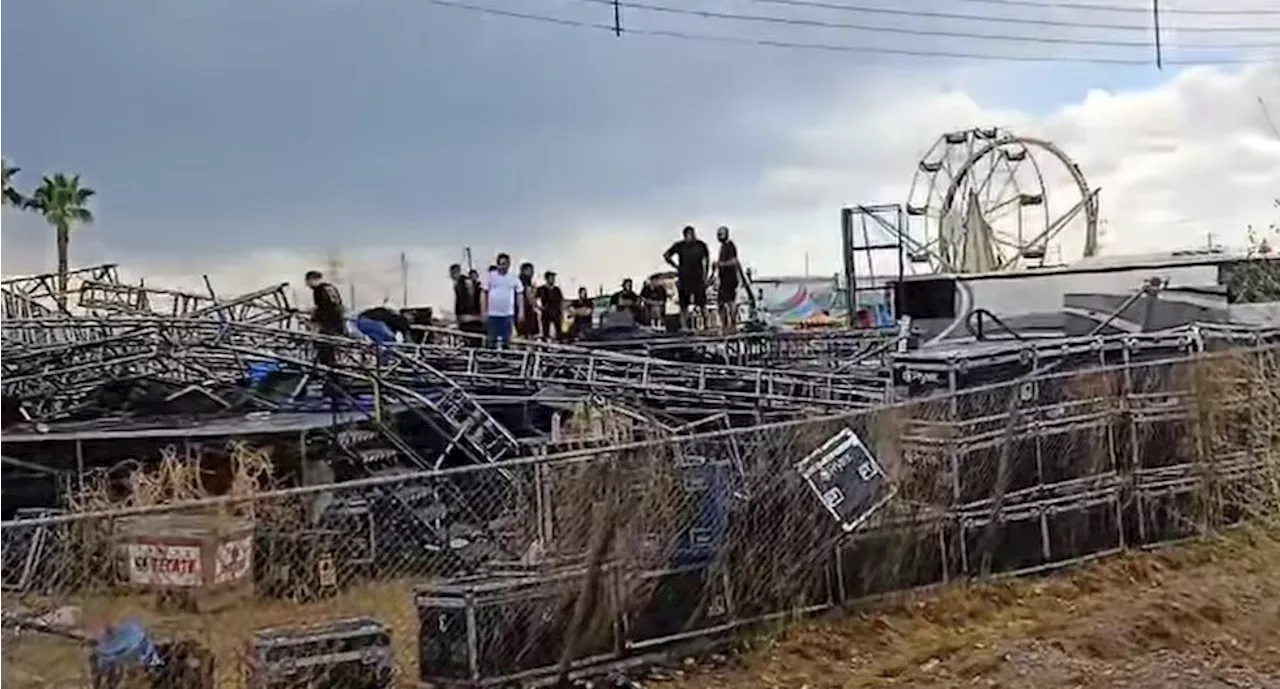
[2,0,1278,310]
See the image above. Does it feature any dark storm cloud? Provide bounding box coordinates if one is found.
[1,0,869,257]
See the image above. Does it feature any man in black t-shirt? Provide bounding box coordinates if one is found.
[535,271,565,341]
[639,277,668,327]
[450,264,484,341]
[568,287,595,341]
[662,226,710,330]
[712,225,741,332]
[305,270,345,367]
[610,278,641,320]
[517,262,539,339]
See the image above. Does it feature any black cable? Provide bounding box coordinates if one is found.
[718,0,1279,32]
[577,0,1280,49]
[423,0,1271,64]
[920,0,1280,16]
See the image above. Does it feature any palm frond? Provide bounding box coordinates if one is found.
[27,172,96,239]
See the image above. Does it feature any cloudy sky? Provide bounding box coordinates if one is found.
[2,0,1278,309]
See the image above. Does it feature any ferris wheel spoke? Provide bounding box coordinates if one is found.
[988,160,1023,211]
[1024,197,1090,251]
[974,159,1003,208]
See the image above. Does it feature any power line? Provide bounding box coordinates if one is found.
[930,0,1280,16]
[577,0,1280,48]
[725,0,1278,32]
[423,0,1270,64]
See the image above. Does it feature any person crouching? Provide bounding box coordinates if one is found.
[356,305,412,362]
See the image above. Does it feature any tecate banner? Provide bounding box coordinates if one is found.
[127,543,202,587]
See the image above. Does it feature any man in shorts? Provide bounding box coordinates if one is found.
[711,225,741,333]
[662,226,710,331]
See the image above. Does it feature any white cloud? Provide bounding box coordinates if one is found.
[4,62,1278,314]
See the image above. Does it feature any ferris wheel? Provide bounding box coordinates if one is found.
[903,127,1100,274]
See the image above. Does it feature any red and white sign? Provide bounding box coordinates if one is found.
[127,543,203,587]
[214,536,252,585]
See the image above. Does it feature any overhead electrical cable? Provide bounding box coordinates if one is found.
[718,0,1278,32]
[575,0,1280,48]
[422,0,1276,65]
[916,0,1280,16]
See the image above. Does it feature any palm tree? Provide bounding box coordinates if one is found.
[1,159,26,208]
[27,173,96,308]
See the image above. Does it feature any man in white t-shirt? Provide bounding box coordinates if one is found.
[481,252,524,348]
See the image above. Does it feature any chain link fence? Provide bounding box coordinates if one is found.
[3,345,1278,688]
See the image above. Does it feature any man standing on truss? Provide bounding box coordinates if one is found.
[481,253,524,348]
[535,270,565,341]
[711,225,741,333]
[516,262,540,339]
[639,276,668,327]
[663,225,710,331]
[609,278,642,322]
[450,264,484,341]
[305,270,345,366]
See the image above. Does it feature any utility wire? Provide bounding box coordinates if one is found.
[725,0,1278,32]
[423,0,1273,64]
[577,0,1280,49]
[927,0,1280,16]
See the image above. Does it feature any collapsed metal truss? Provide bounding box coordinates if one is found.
[2,267,1279,689]
[1,319,891,425]
[578,327,906,368]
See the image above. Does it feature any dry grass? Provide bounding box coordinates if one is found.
[665,529,1280,689]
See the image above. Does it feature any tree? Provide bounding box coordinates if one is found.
[1,159,26,208]
[27,173,96,308]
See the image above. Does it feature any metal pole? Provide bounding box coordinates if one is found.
[400,252,409,306]
[1151,0,1163,69]
[840,207,856,328]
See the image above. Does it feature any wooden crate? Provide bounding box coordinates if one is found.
[115,514,255,612]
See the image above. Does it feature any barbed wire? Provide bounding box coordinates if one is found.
[422,0,1276,64]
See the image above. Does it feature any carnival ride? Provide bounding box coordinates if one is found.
[901,127,1101,274]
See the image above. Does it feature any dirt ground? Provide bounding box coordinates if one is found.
[658,529,1280,689]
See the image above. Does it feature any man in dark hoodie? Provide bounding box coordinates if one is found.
[305,270,345,366]
[451,263,484,340]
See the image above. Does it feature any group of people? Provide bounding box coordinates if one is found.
[300,224,746,352]
[449,254,597,346]
[662,224,742,332]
